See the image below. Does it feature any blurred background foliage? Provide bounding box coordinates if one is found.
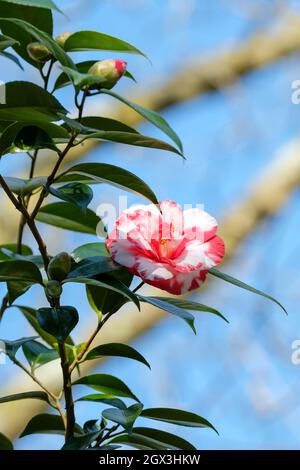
[1,0,300,450]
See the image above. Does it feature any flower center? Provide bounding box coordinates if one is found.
[159,237,172,258]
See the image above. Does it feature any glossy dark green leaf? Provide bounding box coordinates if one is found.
[0,391,49,404]
[37,306,79,343]
[0,336,38,359]
[20,413,83,437]
[83,419,99,434]
[16,305,58,347]
[2,176,47,196]
[209,267,287,315]
[86,270,133,317]
[0,33,19,50]
[109,427,196,450]
[48,183,93,212]
[0,18,75,68]
[22,339,51,366]
[0,244,32,261]
[139,296,196,333]
[0,81,67,122]
[71,242,108,262]
[62,431,100,450]
[7,280,33,303]
[64,30,146,58]
[77,129,183,156]
[85,343,150,369]
[64,274,140,311]
[103,403,143,432]
[76,394,127,410]
[154,297,229,323]
[0,260,43,284]
[73,374,139,402]
[0,432,13,450]
[0,2,53,66]
[0,0,60,11]
[36,202,103,234]
[67,256,118,278]
[102,89,183,153]
[141,408,218,433]
[79,116,138,134]
[58,163,158,205]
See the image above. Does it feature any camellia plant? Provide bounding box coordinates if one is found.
[0,1,286,451]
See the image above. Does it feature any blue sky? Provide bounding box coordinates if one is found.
[1,0,300,450]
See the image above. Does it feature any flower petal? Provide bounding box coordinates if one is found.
[183,208,218,242]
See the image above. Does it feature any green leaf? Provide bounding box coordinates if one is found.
[109,427,196,450]
[139,296,196,333]
[0,18,75,68]
[0,49,24,68]
[0,336,38,359]
[154,297,229,323]
[7,280,33,303]
[2,176,47,196]
[16,305,57,347]
[36,202,103,234]
[76,394,127,410]
[0,121,69,156]
[209,267,287,315]
[48,183,93,212]
[71,242,108,262]
[0,244,32,261]
[102,89,183,153]
[0,391,49,404]
[0,0,61,12]
[63,30,147,59]
[141,408,218,433]
[0,432,13,450]
[84,343,150,369]
[77,129,183,157]
[103,404,143,432]
[0,33,19,50]
[0,81,67,122]
[67,256,118,278]
[73,374,139,402]
[0,2,53,66]
[36,306,79,343]
[79,116,138,134]
[20,413,83,437]
[64,275,140,311]
[22,339,51,366]
[0,260,43,284]
[24,344,59,370]
[86,270,133,318]
[58,163,158,205]
[62,431,100,450]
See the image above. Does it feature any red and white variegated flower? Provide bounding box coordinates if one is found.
[106,200,225,295]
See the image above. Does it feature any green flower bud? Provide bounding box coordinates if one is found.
[27,42,52,63]
[45,280,63,299]
[88,59,127,90]
[55,32,72,50]
[47,252,72,281]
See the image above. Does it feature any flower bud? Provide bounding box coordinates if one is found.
[45,280,63,299]
[27,42,52,63]
[55,32,72,50]
[88,59,127,90]
[47,252,72,281]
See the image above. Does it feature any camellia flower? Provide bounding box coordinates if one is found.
[88,59,127,90]
[106,200,225,295]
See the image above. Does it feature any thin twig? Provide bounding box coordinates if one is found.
[58,342,76,442]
